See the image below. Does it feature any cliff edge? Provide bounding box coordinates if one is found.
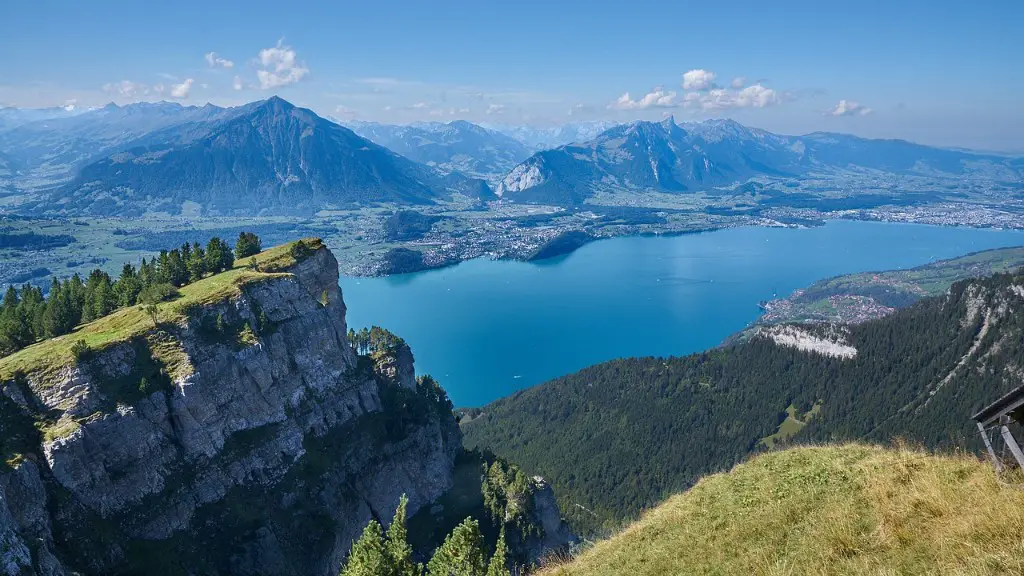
[0,240,462,575]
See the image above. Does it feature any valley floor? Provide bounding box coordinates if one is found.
[3,176,1024,289]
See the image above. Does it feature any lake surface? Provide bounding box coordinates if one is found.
[342,221,1024,407]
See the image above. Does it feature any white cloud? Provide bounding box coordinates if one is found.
[486,103,506,115]
[730,77,746,89]
[826,99,873,116]
[354,77,424,88]
[682,69,716,91]
[734,84,779,108]
[410,102,428,109]
[332,104,357,119]
[568,102,589,116]
[232,76,243,91]
[170,78,193,99]
[204,52,234,69]
[256,40,309,89]
[102,80,144,98]
[683,83,779,110]
[608,88,678,110]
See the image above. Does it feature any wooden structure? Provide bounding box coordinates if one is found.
[973,384,1024,472]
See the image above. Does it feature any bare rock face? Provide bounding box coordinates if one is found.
[530,476,578,557]
[0,245,461,576]
[373,340,417,390]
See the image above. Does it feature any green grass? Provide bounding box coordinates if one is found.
[0,238,322,385]
[760,403,821,450]
[38,416,81,442]
[542,444,1024,576]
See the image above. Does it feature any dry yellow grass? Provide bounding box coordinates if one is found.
[541,444,1024,576]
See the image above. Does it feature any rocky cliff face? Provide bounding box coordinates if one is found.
[0,245,463,575]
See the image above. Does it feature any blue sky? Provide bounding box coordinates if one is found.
[2,0,1022,150]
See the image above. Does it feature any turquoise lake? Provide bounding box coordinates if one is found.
[342,220,1024,407]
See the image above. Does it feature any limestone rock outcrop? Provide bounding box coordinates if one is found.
[0,245,459,575]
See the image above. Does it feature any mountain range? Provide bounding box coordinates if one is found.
[0,102,225,189]
[343,119,533,182]
[2,98,1022,214]
[495,117,1024,204]
[26,98,492,215]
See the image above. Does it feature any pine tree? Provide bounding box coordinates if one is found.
[115,264,142,307]
[43,278,79,337]
[485,529,510,576]
[166,249,189,287]
[0,286,25,354]
[426,518,487,576]
[340,520,388,576]
[156,250,171,284]
[205,237,234,274]
[385,495,421,576]
[235,231,262,259]
[139,258,155,288]
[188,244,207,282]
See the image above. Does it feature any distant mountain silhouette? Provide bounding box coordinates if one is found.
[48,97,491,216]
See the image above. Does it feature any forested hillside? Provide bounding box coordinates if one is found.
[463,270,1024,536]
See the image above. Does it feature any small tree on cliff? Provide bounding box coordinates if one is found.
[289,239,314,261]
[205,237,234,273]
[385,495,422,576]
[340,494,421,576]
[485,528,511,576]
[340,520,387,576]
[234,231,262,259]
[426,518,487,576]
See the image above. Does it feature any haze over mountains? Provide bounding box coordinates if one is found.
[0,104,92,132]
[0,96,1021,216]
[344,119,533,182]
[483,120,622,151]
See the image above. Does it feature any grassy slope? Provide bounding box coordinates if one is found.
[543,445,1024,576]
[0,238,323,384]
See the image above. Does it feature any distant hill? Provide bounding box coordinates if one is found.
[45,97,492,216]
[495,117,1024,205]
[754,245,1024,326]
[345,119,532,182]
[463,268,1024,535]
[541,444,1024,576]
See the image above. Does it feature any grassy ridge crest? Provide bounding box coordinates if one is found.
[542,444,1024,576]
[0,238,323,384]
